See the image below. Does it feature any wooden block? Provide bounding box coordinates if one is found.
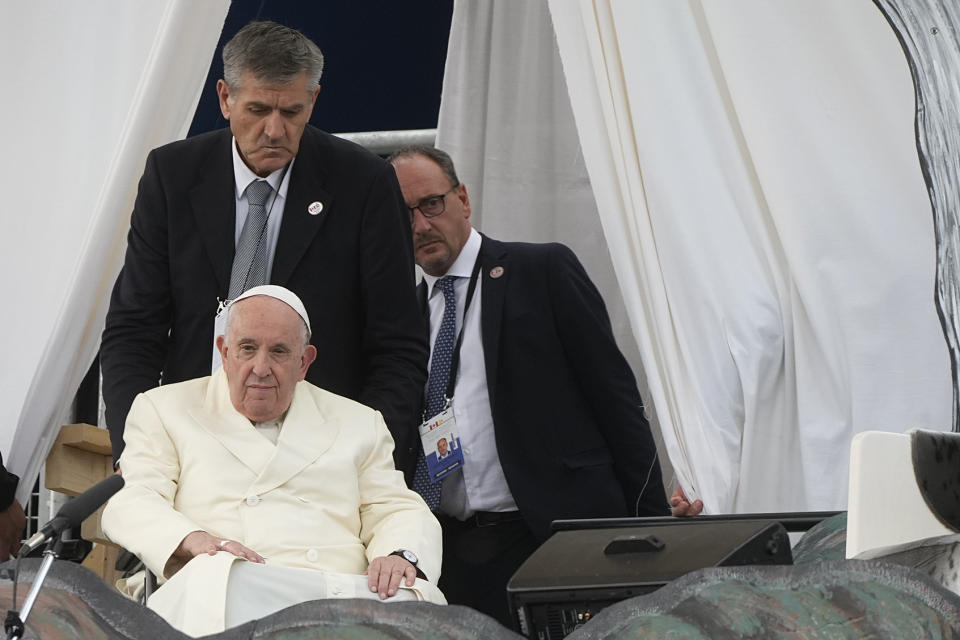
[45,425,112,496]
[58,423,112,456]
[80,504,111,545]
[45,424,122,587]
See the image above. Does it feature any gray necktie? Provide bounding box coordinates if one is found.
[228,179,274,299]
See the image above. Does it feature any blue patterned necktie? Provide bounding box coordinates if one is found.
[413,275,458,509]
[228,179,274,298]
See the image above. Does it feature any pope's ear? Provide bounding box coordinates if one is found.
[300,345,317,376]
[216,335,226,356]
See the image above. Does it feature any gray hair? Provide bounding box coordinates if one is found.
[222,20,324,93]
[223,299,312,348]
[388,145,460,188]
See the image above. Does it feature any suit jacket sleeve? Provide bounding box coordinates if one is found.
[355,164,428,469]
[546,245,668,516]
[356,411,441,582]
[101,392,206,579]
[101,149,174,464]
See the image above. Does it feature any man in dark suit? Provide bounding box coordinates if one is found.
[389,146,668,625]
[102,21,426,465]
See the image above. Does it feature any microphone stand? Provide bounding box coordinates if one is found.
[6,534,65,640]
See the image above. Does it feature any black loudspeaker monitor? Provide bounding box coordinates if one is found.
[507,518,792,639]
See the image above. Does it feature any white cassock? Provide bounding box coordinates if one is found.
[102,369,444,637]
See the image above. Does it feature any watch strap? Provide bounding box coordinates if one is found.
[388,550,427,581]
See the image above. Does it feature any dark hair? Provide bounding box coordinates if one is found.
[388,144,460,187]
[222,21,324,91]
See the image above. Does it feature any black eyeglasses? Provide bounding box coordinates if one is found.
[407,185,458,220]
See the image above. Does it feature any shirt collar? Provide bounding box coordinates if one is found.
[423,227,481,299]
[231,137,295,200]
[253,417,284,430]
[250,408,288,430]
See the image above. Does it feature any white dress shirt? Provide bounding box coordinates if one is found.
[253,417,283,446]
[422,228,517,518]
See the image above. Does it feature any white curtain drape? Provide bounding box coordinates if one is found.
[1,2,229,502]
[439,0,952,512]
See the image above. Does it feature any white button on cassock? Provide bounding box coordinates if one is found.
[245,495,261,506]
[306,549,319,562]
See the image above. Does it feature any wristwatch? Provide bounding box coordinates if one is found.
[389,549,427,580]
[390,549,419,566]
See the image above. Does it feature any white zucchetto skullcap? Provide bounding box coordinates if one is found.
[228,285,311,333]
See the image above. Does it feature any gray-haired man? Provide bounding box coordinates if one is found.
[102,21,427,471]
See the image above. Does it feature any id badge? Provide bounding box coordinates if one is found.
[419,406,465,482]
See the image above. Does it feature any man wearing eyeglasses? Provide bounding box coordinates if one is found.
[389,145,669,626]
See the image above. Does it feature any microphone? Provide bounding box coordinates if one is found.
[19,475,124,555]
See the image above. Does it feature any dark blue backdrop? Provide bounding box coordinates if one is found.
[188,1,454,137]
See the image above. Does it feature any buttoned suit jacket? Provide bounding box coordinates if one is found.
[101,126,427,463]
[101,369,442,631]
[416,235,668,540]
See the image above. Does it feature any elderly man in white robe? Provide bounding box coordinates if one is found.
[102,285,444,637]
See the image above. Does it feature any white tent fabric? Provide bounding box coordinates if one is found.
[1,2,229,502]
[439,0,952,513]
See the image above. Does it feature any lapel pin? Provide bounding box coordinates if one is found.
[308,201,324,216]
[490,266,504,279]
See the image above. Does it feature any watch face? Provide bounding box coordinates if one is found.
[401,549,418,564]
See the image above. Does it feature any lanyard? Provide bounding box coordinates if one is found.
[429,255,482,417]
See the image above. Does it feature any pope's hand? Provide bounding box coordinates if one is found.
[365,554,417,599]
[176,530,265,564]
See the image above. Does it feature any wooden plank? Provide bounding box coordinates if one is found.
[57,423,112,456]
[45,426,112,496]
[80,505,111,545]
[45,424,122,586]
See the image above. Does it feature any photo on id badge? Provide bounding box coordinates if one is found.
[420,409,464,482]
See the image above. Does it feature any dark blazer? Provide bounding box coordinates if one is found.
[102,126,427,463]
[416,235,668,540]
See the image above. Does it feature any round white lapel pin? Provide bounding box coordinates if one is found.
[490,266,504,279]
[308,201,324,216]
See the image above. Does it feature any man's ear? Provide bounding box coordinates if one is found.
[300,84,321,121]
[216,79,232,120]
[457,183,471,220]
[300,345,317,379]
[216,335,227,359]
